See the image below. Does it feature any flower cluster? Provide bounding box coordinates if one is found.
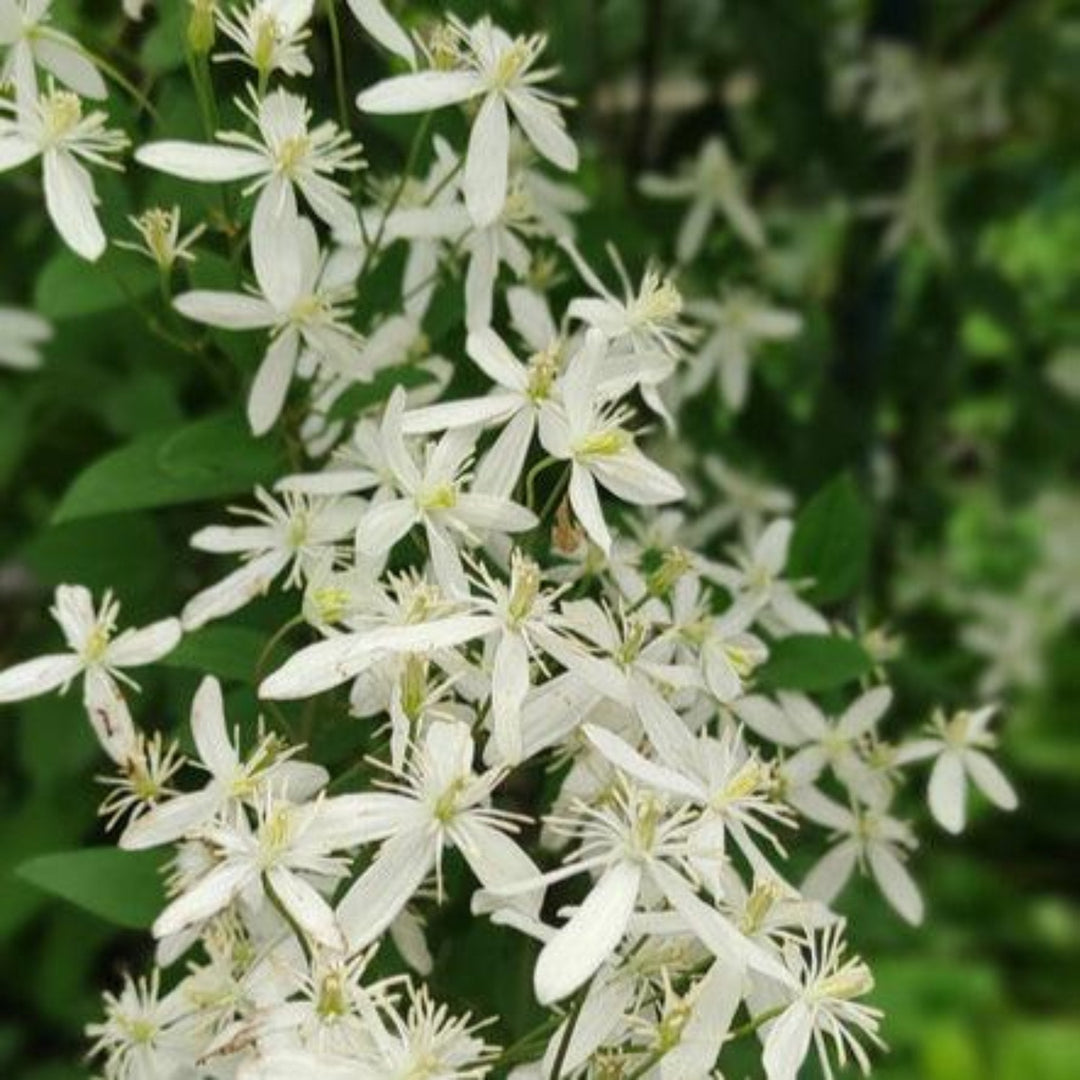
[0,4,1017,1079]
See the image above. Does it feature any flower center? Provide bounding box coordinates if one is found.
[574,428,629,459]
[275,134,310,177]
[417,482,458,512]
[39,90,83,145]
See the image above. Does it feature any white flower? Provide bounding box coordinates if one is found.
[735,687,893,803]
[0,584,180,763]
[356,15,577,227]
[0,305,50,369]
[712,519,829,635]
[799,797,924,925]
[896,705,1017,833]
[762,924,884,1080]
[174,207,363,434]
[87,969,201,1080]
[216,0,314,80]
[701,456,794,542]
[356,388,537,596]
[153,788,363,951]
[685,289,803,411]
[120,676,328,851]
[181,487,360,630]
[136,86,364,246]
[538,330,684,554]
[640,136,765,260]
[0,0,107,101]
[0,85,128,260]
[335,720,540,951]
[346,0,416,67]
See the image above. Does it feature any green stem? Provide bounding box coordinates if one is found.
[550,984,588,1080]
[325,0,351,132]
[524,456,558,512]
[728,1004,784,1041]
[62,35,160,121]
[254,615,305,686]
[625,1050,664,1080]
[494,1014,563,1069]
[536,466,571,525]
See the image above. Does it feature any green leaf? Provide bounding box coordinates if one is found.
[162,624,267,683]
[756,634,872,692]
[329,364,436,421]
[15,848,166,930]
[53,411,283,523]
[33,248,159,321]
[788,473,871,604]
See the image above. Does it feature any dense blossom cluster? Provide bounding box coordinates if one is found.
[0,3,1018,1079]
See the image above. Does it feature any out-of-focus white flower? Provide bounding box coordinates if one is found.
[685,289,803,411]
[896,705,1017,833]
[640,136,765,260]
[0,584,180,763]
[0,85,128,260]
[0,305,50,369]
[346,0,416,67]
[712,519,829,635]
[0,0,107,100]
[357,15,577,227]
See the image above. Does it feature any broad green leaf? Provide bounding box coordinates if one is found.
[53,411,283,523]
[33,249,159,320]
[788,473,871,604]
[162,624,267,683]
[756,634,872,692]
[15,848,166,930]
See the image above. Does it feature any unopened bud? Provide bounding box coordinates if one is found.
[188,0,217,55]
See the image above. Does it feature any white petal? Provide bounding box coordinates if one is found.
[927,752,967,833]
[965,750,1018,811]
[0,653,81,702]
[839,685,893,738]
[248,330,299,435]
[181,550,291,630]
[346,0,416,65]
[338,830,437,950]
[174,291,275,330]
[676,197,713,264]
[43,150,105,261]
[251,182,304,311]
[474,409,535,499]
[506,90,578,171]
[355,498,418,557]
[153,861,253,938]
[454,817,542,918]
[466,327,528,390]
[356,70,481,114]
[36,37,107,99]
[136,141,267,182]
[465,94,509,227]
[762,1002,813,1080]
[868,844,924,925]
[190,676,237,777]
[106,618,181,667]
[82,668,136,764]
[490,633,530,765]
[756,519,793,574]
[584,724,699,799]
[801,839,858,906]
[569,464,610,554]
[0,134,39,172]
[534,861,641,1004]
[731,695,805,747]
[119,789,220,850]
[266,866,345,951]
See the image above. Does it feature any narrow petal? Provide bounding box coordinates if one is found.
[248,330,299,436]
[965,750,1018,811]
[356,498,418,557]
[490,632,530,765]
[266,866,345,951]
[153,861,253,938]
[181,550,291,630]
[119,789,220,851]
[927,752,967,833]
[346,0,417,65]
[0,653,81,702]
[762,1002,813,1080]
[868,844,924,925]
[356,70,481,114]
[534,861,641,1004]
[136,141,267,182]
[106,618,181,668]
[569,465,611,554]
[43,150,105,261]
[191,676,237,777]
[506,90,578,171]
[82,668,136,764]
[464,94,510,227]
[174,291,275,330]
[337,830,437,951]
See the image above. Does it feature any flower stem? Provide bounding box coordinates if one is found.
[549,984,588,1080]
[325,0,351,132]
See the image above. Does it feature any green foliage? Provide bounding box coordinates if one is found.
[15,849,166,931]
[757,633,873,691]
[53,411,284,523]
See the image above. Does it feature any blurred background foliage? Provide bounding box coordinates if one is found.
[1,0,1078,1077]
